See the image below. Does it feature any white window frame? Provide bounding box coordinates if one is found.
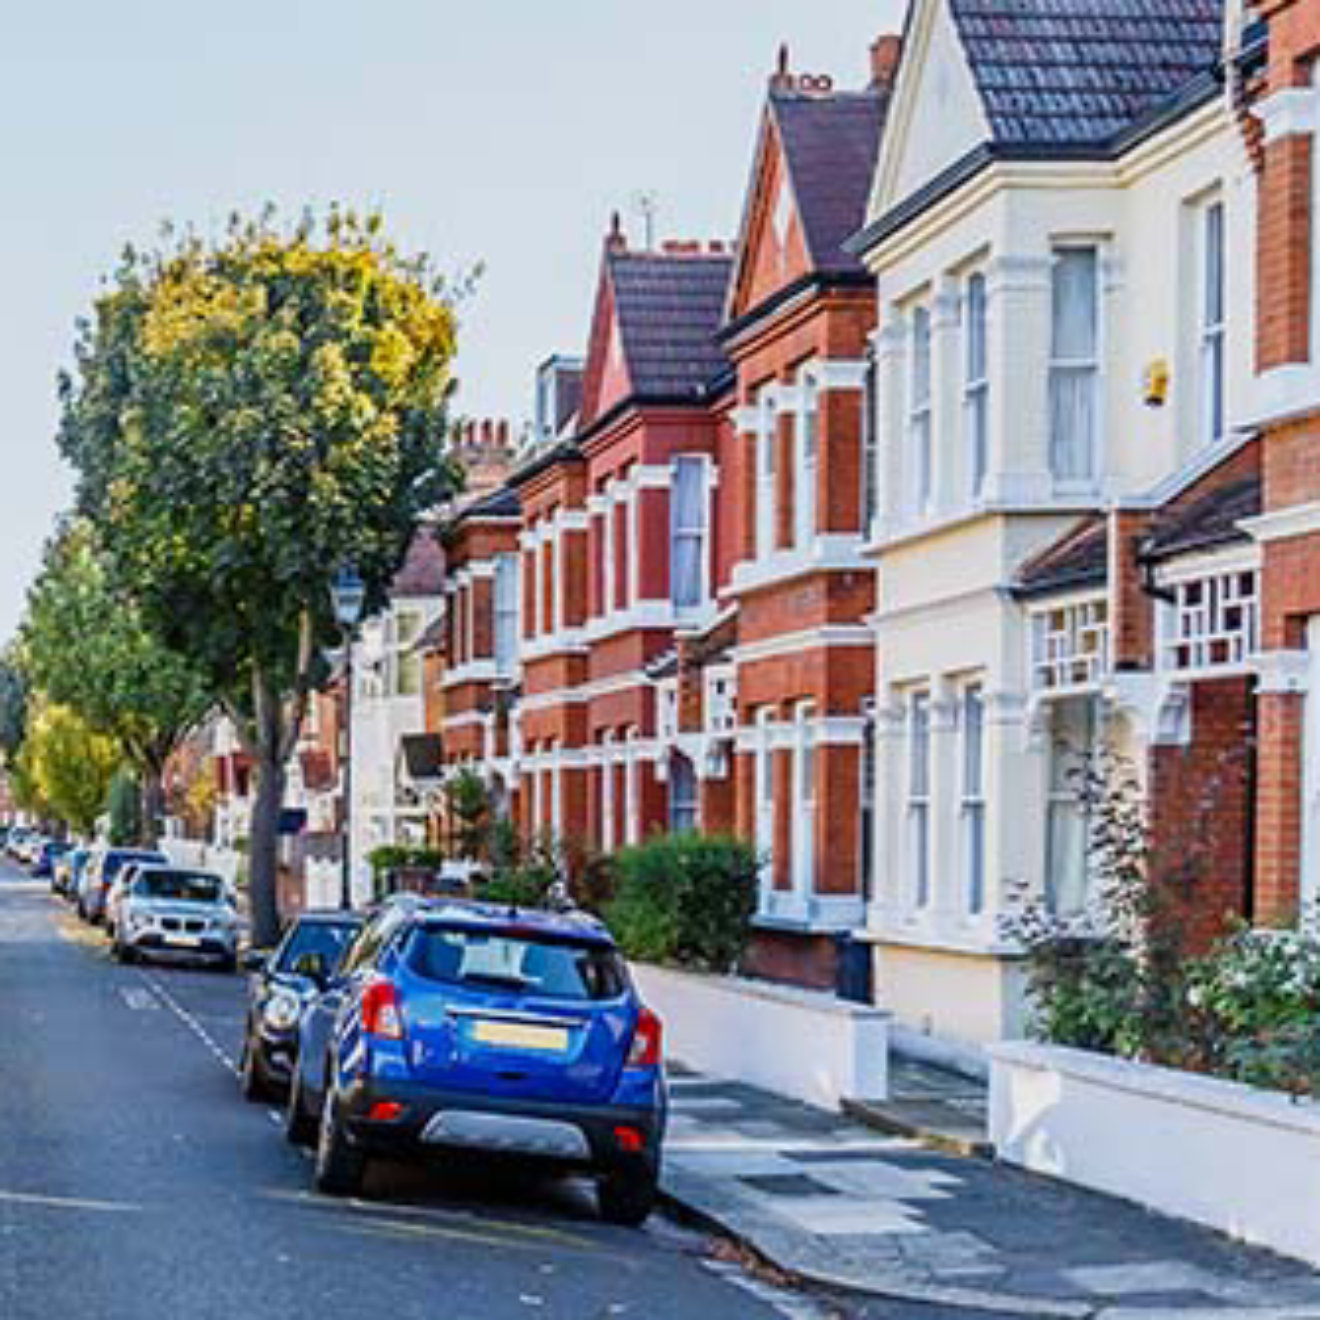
[601,730,616,852]
[756,393,778,558]
[494,554,520,674]
[669,752,699,834]
[906,690,931,909]
[792,701,816,896]
[796,372,820,548]
[960,683,986,916]
[908,305,933,516]
[754,707,775,900]
[964,271,989,499]
[1045,696,1099,916]
[862,344,880,535]
[859,698,877,905]
[1200,198,1226,448]
[393,608,423,698]
[600,495,615,621]
[624,727,640,846]
[550,741,563,840]
[1160,566,1258,675]
[1048,245,1101,487]
[670,454,709,616]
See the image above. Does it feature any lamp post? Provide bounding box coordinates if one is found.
[331,568,366,911]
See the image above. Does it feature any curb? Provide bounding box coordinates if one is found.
[840,1096,995,1160]
[658,1183,1094,1319]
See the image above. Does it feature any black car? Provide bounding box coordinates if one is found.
[238,911,365,1102]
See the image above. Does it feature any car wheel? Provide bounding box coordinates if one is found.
[240,1038,277,1104]
[313,1091,367,1198]
[284,1066,318,1148]
[596,1169,658,1227]
[216,955,238,975]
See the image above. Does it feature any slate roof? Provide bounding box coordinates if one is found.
[610,251,733,398]
[1142,473,1261,562]
[457,484,520,522]
[949,0,1224,147]
[771,89,888,274]
[415,611,447,654]
[390,528,446,598]
[1014,516,1108,597]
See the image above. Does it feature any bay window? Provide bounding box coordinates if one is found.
[796,375,819,547]
[792,701,816,894]
[961,684,986,915]
[669,753,698,834]
[756,395,777,557]
[494,554,519,674]
[863,346,879,534]
[1045,696,1098,915]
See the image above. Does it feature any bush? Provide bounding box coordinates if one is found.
[367,844,446,881]
[605,834,757,973]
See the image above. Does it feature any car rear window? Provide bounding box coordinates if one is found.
[276,921,360,974]
[106,851,167,880]
[405,926,628,1002]
[133,871,223,903]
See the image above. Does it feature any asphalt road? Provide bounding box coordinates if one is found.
[0,860,825,1320]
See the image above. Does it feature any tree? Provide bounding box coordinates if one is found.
[22,698,121,837]
[59,208,462,945]
[0,648,29,763]
[23,519,209,840]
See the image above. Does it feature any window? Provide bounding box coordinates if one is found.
[494,554,519,673]
[961,685,986,915]
[1201,201,1225,447]
[669,753,698,833]
[1030,598,1110,691]
[600,732,615,852]
[614,497,630,612]
[393,610,422,696]
[1045,696,1098,915]
[859,701,877,904]
[863,346,879,534]
[600,497,614,620]
[1161,569,1257,672]
[964,272,989,497]
[793,702,816,895]
[754,708,775,897]
[1049,247,1099,483]
[756,395,777,557]
[908,306,932,514]
[797,375,819,547]
[550,742,563,838]
[670,456,707,614]
[907,692,931,908]
[624,728,640,846]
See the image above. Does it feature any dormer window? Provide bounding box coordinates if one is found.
[1048,246,1100,485]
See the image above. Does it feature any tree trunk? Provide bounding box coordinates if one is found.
[140,766,165,847]
[249,750,285,949]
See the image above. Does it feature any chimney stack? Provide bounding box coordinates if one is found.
[606,210,627,253]
[770,42,792,90]
[869,34,901,91]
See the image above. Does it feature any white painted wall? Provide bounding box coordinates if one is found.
[991,1042,1320,1266]
[632,963,889,1109]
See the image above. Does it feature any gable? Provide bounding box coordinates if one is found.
[577,261,632,429]
[869,0,989,223]
[726,111,814,323]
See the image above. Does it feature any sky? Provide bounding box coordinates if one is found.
[0,0,905,644]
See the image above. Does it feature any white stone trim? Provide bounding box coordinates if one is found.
[1152,543,1260,587]
[732,406,760,434]
[729,536,872,596]
[1240,364,1320,430]
[817,716,868,746]
[1117,430,1256,511]
[1256,86,1320,144]
[584,600,674,641]
[815,359,869,391]
[732,624,874,666]
[1253,650,1310,696]
[441,660,501,688]
[519,629,589,662]
[1240,500,1320,547]
[440,709,489,732]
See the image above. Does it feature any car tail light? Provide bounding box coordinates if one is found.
[361,981,404,1041]
[614,1125,645,1153]
[367,1101,405,1122]
[627,1007,662,1068]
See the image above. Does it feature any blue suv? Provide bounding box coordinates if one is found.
[284,897,666,1225]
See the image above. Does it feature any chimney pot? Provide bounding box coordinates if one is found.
[607,210,627,252]
[770,41,792,89]
[869,34,901,91]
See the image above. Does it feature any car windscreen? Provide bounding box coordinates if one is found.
[405,926,628,1001]
[133,871,223,903]
[276,921,360,974]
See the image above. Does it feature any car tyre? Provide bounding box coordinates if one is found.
[284,1066,318,1148]
[314,1090,367,1198]
[597,1169,658,1227]
[240,1037,277,1104]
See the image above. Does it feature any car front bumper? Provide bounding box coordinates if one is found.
[126,930,237,963]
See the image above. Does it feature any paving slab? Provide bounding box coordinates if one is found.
[660,1072,1320,1318]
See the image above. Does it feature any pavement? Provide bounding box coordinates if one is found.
[661,1071,1320,1318]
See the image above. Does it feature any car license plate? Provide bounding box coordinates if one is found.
[471,1020,569,1053]
[167,934,201,948]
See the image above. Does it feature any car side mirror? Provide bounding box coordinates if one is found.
[291,951,329,987]
[242,950,268,974]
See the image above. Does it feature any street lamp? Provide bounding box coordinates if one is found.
[331,568,367,911]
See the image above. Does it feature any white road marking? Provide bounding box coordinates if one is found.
[120,987,158,1012]
[139,972,239,1077]
[0,1189,141,1214]
[702,1259,837,1320]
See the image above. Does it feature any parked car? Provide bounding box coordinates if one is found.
[8,828,37,862]
[77,847,168,923]
[284,897,666,1223]
[238,910,366,1102]
[53,848,90,899]
[32,840,70,880]
[16,833,45,866]
[111,865,238,970]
